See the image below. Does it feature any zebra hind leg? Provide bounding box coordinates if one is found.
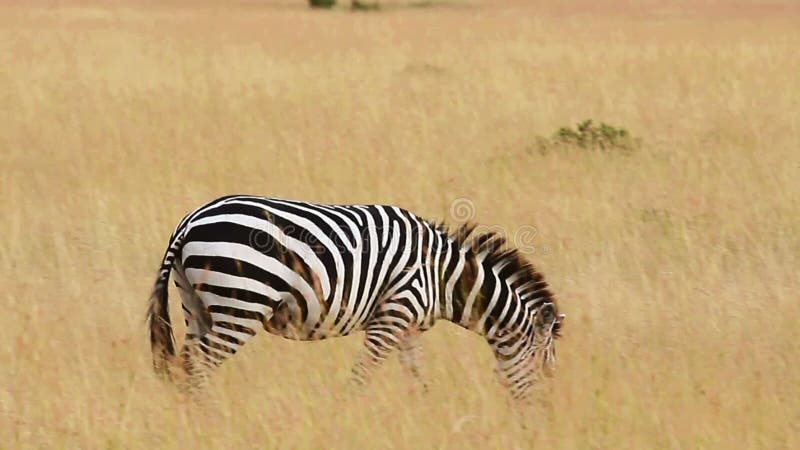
[187,320,258,389]
[173,325,258,397]
[177,335,209,394]
[175,303,216,394]
[174,286,212,392]
[176,289,260,392]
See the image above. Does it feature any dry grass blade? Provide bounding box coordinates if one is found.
[1,1,799,449]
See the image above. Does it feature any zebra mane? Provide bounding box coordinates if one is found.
[446,222,558,326]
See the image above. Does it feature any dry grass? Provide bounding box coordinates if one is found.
[1,0,799,448]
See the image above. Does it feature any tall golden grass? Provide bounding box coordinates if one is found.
[1,1,798,448]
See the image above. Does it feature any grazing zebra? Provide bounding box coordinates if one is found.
[147,195,564,399]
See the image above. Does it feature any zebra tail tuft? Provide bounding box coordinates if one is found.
[147,234,183,379]
[147,277,176,379]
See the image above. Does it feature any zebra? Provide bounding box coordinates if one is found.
[147,195,564,399]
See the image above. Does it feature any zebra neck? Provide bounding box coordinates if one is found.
[439,247,512,335]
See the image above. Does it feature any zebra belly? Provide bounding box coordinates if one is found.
[262,300,361,341]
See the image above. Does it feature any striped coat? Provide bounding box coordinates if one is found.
[148,195,564,399]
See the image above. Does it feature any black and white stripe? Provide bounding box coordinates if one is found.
[147,195,564,399]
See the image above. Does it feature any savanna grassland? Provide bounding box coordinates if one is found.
[1,0,798,448]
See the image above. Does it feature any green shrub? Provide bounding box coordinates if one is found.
[351,1,381,10]
[309,0,337,8]
[535,119,640,154]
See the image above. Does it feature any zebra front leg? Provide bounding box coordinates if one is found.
[350,323,404,387]
[398,332,429,393]
[490,335,538,402]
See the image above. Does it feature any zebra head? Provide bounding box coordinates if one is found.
[487,295,565,400]
[532,301,565,376]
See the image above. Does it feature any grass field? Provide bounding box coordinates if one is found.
[1,1,799,448]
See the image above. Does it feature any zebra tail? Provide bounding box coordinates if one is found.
[147,231,183,379]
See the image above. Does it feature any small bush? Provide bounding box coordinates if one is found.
[534,119,640,154]
[309,0,337,8]
[351,1,381,10]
